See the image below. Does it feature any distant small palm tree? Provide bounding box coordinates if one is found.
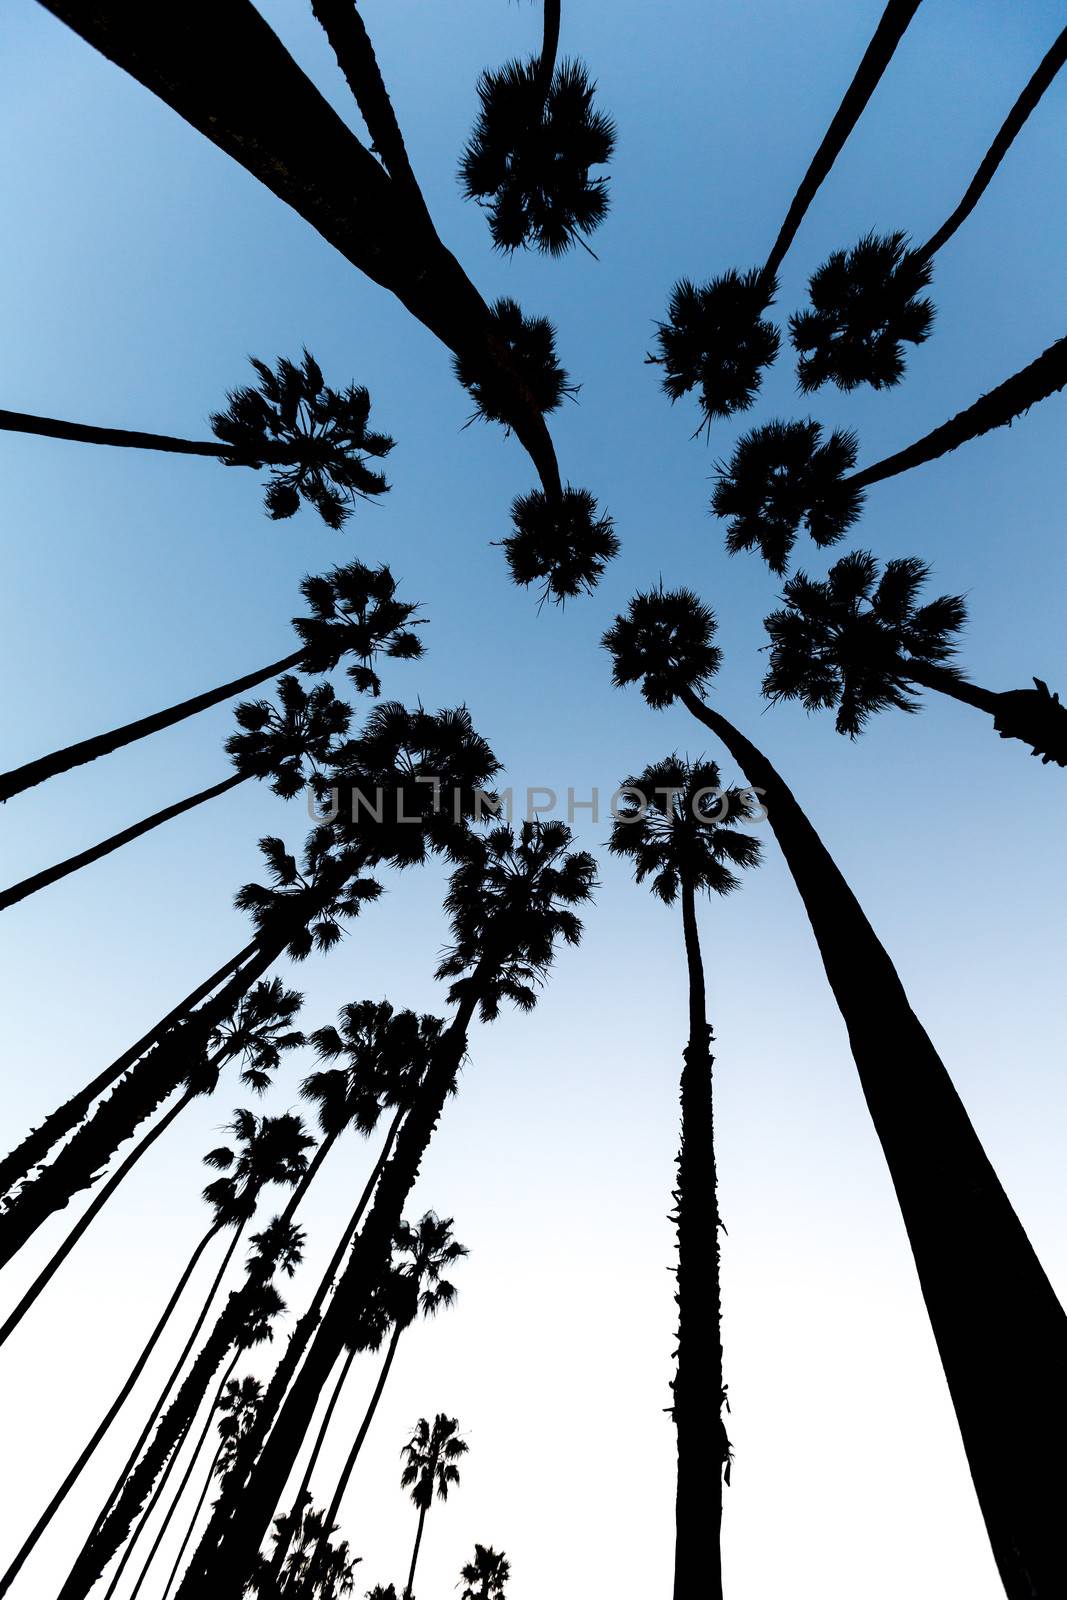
[400,1414,469,1600]
[610,757,760,1598]
[364,1588,398,1600]
[459,1545,510,1600]
[762,549,1067,764]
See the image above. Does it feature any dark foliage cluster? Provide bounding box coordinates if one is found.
[790,232,935,392]
[609,755,762,904]
[651,270,781,427]
[502,485,618,601]
[227,676,353,798]
[602,586,722,710]
[460,57,615,255]
[234,831,383,960]
[712,419,864,574]
[211,352,394,529]
[295,561,425,695]
[453,299,577,429]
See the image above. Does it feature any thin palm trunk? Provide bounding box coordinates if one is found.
[0,1220,222,1597]
[404,1503,429,1600]
[120,1350,242,1600]
[179,1109,405,1590]
[0,652,302,805]
[159,1439,225,1600]
[0,774,245,914]
[269,1342,359,1581]
[919,27,1067,260]
[0,1088,195,1350]
[679,685,1067,1600]
[850,333,1067,490]
[672,878,724,1600]
[535,0,562,98]
[0,407,230,457]
[762,0,923,281]
[187,998,479,1596]
[0,937,259,1198]
[903,660,1067,767]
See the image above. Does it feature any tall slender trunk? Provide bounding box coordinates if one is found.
[178,1111,404,1591]
[919,27,1067,260]
[193,999,478,1596]
[0,652,302,805]
[904,661,1067,768]
[122,1356,243,1600]
[0,773,246,914]
[850,334,1067,491]
[762,0,923,281]
[160,1439,226,1600]
[0,407,230,457]
[0,1088,196,1349]
[680,686,1067,1600]
[0,937,259,1198]
[0,1221,222,1597]
[404,1503,429,1600]
[672,879,724,1600]
[535,0,562,99]
[269,1342,360,1582]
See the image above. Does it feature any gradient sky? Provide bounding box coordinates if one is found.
[1,2,1066,1596]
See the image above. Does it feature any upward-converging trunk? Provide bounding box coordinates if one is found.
[680,686,1067,1600]
[672,880,725,1600]
[405,1503,430,1600]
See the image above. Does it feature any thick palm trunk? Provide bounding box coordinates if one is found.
[38,0,562,497]
[0,937,259,1198]
[904,661,1067,768]
[178,1111,404,1590]
[0,1221,221,1597]
[680,686,1067,1600]
[919,27,1067,260]
[192,1002,477,1595]
[0,1087,196,1349]
[405,1503,429,1600]
[269,1342,360,1582]
[160,1439,225,1600]
[672,880,724,1600]
[0,652,301,805]
[762,0,923,281]
[0,773,245,914]
[850,334,1067,491]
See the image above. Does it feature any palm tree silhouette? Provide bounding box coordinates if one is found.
[762,550,1067,764]
[252,1502,360,1597]
[610,758,761,1599]
[0,555,421,807]
[459,1545,510,1600]
[604,584,1067,1597]
[501,484,618,603]
[364,1588,399,1600]
[711,419,863,574]
[791,26,1067,391]
[193,822,595,1596]
[400,1414,468,1600]
[453,298,577,430]
[0,1112,308,1598]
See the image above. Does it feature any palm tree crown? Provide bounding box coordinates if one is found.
[502,484,618,603]
[216,1375,264,1482]
[201,1109,313,1226]
[453,299,577,429]
[400,1414,468,1512]
[712,419,864,574]
[307,1000,442,1131]
[211,978,306,1094]
[227,676,353,799]
[650,270,780,427]
[762,549,967,735]
[609,756,762,902]
[459,1544,510,1600]
[295,560,426,696]
[602,585,722,710]
[390,1212,467,1326]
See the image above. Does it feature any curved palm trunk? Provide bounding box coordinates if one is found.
[919,27,1067,260]
[0,1088,196,1349]
[535,0,562,98]
[159,1439,225,1600]
[762,0,923,281]
[0,652,302,805]
[0,1220,221,1597]
[850,333,1067,491]
[404,1503,429,1600]
[0,937,259,1198]
[191,1000,478,1595]
[178,1111,404,1590]
[904,661,1067,768]
[680,686,1067,1600]
[0,773,245,914]
[672,879,725,1600]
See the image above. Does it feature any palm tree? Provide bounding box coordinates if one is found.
[711,419,863,574]
[0,1112,307,1598]
[609,758,761,1599]
[603,584,1067,1599]
[791,26,1067,391]
[251,1503,359,1598]
[459,1545,510,1600]
[190,822,595,1596]
[762,549,1067,764]
[400,1415,468,1600]
[364,1588,398,1600]
[0,554,421,807]
[453,298,577,430]
[501,485,618,603]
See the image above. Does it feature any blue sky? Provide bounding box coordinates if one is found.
[1,1,1066,1596]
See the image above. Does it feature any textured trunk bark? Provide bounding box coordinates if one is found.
[680,686,1067,1599]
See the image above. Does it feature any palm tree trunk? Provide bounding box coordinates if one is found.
[904,661,1067,767]
[269,1342,360,1582]
[159,1439,225,1600]
[0,1088,197,1350]
[900,660,1000,715]
[919,27,1067,260]
[679,686,1067,1600]
[850,333,1067,491]
[0,407,231,457]
[0,937,259,1198]
[178,1110,405,1590]
[405,1503,429,1600]
[672,878,724,1600]
[0,773,246,914]
[762,0,923,281]
[190,998,479,1596]
[535,0,562,98]
[0,651,302,805]
[121,1349,242,1600]
[0,1221,221,1597]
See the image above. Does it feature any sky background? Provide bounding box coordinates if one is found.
[1,1,1066,1596]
